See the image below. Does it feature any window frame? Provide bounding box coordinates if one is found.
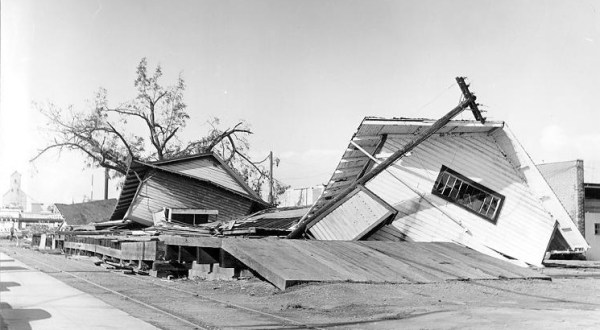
[432,165,505,224]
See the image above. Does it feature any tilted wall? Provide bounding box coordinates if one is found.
[158,158,250,195]
[127,170,258,226]
[363,130,556,266]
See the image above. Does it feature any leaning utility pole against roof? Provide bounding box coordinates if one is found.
[289,77,590,267]
[289,76,484,239]
[456,76,486,124]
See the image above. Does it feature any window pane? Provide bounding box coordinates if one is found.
[469,191,485,213]
[481,196,492,215]
[442,176,456,196]
[450,180,463,200]
[432,166,504,224]
[488,198,499,217]
[435,172,450,192]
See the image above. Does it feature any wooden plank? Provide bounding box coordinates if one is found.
[337,158,369,169]
[223,239,549,290]
[160,235,222,248]
[312,241,434,283]
[380,242,497,280]
[96,245,122,259]
[359,241,469,281]
[342,149,376,159]
[432,242,548,279]
[121,241,158,261]
[283,240,375,282]
[331,168,364,181]
[413,243,513,279]
[221,239,346,290]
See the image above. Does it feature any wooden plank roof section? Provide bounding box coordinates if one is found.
[55,199,117,225]
[221,239,548,290]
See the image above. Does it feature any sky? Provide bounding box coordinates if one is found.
[1,0,599,205]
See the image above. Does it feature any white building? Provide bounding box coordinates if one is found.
[2,171,27,210]
[292,117,588,267]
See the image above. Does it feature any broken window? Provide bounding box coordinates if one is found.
[163,208,219,226]
[432,166,504,224]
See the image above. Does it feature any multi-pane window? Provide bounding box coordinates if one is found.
[432,166,505,224]
[595,223,600,235]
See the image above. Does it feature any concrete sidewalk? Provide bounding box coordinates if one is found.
[0,252,157,330]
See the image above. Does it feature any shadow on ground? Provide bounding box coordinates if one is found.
[0,302,52,330]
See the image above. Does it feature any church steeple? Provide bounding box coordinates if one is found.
[10,171,21,192]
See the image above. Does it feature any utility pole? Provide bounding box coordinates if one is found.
[90,174,94,201]
[455,77,485,123]
[104,168,109,200]
[269,151,274,204]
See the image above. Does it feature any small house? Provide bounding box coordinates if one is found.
[109,153,270,226]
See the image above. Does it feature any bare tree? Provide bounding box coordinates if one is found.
[32,58,283,199]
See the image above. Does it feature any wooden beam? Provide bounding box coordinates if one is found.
[356,134,388,181]
[160,235,222,248]
[168,208,219,215]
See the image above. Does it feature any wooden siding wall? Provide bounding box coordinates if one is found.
[537,160,584,234]
[363,131,556,266]
[310,189,393,240]
[495,126,589,250]
[127,171,257,226]
[158,158,248,195]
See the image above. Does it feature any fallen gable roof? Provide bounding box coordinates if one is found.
[149,153,263,200]
[290,115,589,256]
[297,117,504,231]
[110,153,269,221]
[55,199,117,225]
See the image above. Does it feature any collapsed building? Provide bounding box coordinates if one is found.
[288,117,588,267]
[289,78,588,267]
[53,77,584,289]
[109,153,270,227]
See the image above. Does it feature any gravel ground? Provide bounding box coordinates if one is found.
[2,240,600,329]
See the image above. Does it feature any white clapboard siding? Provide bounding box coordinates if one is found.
[127,171,255,226]
[159,158,249,195]
[311,189,393,240]
[494,125,589,250]
[364,131,556,266]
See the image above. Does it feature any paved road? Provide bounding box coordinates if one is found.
[0,252,157,330]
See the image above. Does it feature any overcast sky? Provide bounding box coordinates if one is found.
[1,0,599,205]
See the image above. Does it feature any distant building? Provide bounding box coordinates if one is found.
[2,171,27,210]
[584,184,600,260]
[278,185,324,207]
[537,160,585,235]
[537,160,600,261]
